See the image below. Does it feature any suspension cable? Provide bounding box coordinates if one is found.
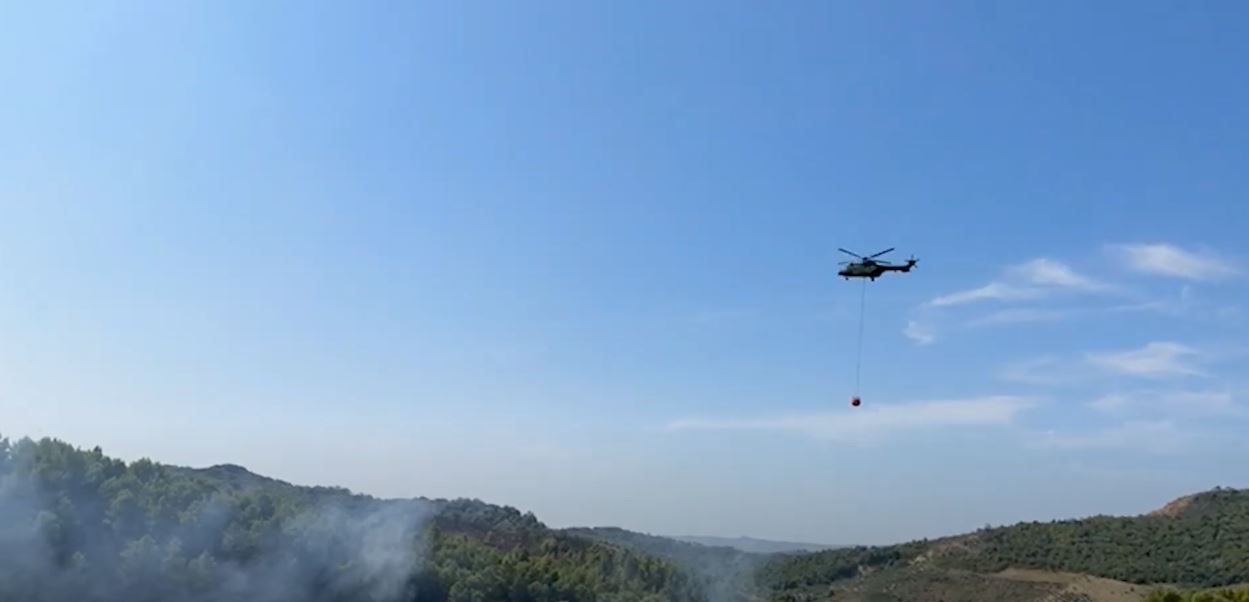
[854,278,867,397]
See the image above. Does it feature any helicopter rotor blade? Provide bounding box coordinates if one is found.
[868,247,895,258]
[838,248,864,258]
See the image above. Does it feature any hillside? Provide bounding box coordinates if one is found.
[0,435,704,602]
[760,487,1249,601]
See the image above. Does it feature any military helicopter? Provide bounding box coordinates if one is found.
[837,247,918,280]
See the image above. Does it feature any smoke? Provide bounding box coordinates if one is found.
[692,552,764,602]
[283,498,435,601]
[0,438,439,602]
[167,497,434,602]
[169,497,436,602]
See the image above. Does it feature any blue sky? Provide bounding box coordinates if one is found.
[2,1,1248,545]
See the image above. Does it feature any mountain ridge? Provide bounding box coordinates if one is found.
[669,536,842,555]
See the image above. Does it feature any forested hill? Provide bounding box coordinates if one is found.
[759,487,1249,597]
[0,435,704,602]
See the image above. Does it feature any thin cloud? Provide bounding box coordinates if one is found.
[1089,389,1245,417]
[998,355,1091,387]
[692,308,757,325]
[1088,394,1132,413]
[1032,420,1186,454]
[1110,285,1194,315]
[1170,390,1238,414]
[971,308,1073,327]
[1107,243,1240,281]
[1002,342,1218,388]
[1086,341,1205,379]
[665,396,1033,443]
[903,320,935,345]
[1111,286,1246,327]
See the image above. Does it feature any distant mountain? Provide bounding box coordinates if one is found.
[671,535,841,555]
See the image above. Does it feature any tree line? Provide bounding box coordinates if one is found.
[1145,587,1249,602]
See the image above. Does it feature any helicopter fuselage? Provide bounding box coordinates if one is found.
[839,260,915,280]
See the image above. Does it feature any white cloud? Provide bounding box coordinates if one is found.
[1108,243,1240,281]
[903,321,935,345]
[664,396,1033,443]
[928,258,1108,308]
[929,282,1046,307]
[1010,258,1108,291]
[1086,342,1204,379]
[1032,421,1185,454]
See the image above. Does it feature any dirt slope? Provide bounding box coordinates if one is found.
[808,567,1147,602]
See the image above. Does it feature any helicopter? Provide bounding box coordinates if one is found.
[837,247,918,280]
